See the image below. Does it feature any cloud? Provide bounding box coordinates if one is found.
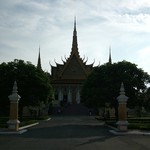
[137,47,150,73]
[0,0,150,74]
[119,0,150,10]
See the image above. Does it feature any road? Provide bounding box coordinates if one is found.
[0,116,149,150]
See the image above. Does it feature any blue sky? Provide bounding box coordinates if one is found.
[0,0,150,74]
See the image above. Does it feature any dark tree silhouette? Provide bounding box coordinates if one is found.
[0,59,53,118]
[81,61,150,110]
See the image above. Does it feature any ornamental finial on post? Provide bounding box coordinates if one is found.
[117,82,128,103]
[8,81,21,102]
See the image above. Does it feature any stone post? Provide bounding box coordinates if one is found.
[7,81,21,131]
[116,82,128,131]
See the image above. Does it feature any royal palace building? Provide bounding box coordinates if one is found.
[50,19,94,105]
[37,19,111,107]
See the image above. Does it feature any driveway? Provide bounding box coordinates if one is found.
[0,116,149,150]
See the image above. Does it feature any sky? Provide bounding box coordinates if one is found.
[0,0,150,74]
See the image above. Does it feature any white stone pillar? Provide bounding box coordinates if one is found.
[67,88,72,104]
[7,81,21,131]
[116,82,128,131]
[76,89,80,104]
[58,88,63,101]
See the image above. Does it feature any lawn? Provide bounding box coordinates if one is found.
[105,117,150,130]
[0,115,50,128]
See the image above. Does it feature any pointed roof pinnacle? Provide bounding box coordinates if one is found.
[74,16,76,33]
[37,46,42,70]
[71,17,79,56]
[109,46,112,64]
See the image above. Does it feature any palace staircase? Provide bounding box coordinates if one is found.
[54,104,89,116]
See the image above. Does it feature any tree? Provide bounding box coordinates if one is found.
[142,87,150,111]
[81,61,150,110]
[0,59,53,117]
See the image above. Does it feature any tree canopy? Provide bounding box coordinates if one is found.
[0,59,53,116]
[142,87,150,111]
[81,61,150,109]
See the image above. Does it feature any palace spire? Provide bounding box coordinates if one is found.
[71,17,79,56]
[37,46,42,70]
[109,46,112,64]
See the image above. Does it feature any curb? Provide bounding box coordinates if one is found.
[0,122,39,135]
[0,117,52,135]
[19,122,39,130]
[109,129,150,135]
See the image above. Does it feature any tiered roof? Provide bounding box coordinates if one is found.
[51,18,93,82]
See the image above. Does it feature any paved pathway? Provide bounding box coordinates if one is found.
[0,116,150,150]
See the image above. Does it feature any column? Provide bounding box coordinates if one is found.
[116,82,128,131]
[76,88,80,104]
[7,81,21,131]
[58,88,63,101]
[67,88,72,104]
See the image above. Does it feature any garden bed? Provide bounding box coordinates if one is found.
[0,115,50,128]
[104,117,150,130]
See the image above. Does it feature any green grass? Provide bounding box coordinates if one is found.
[36,115,50,120]
[104,117,150,130]
[128,123,150,130]
[0,115,50,128]
[20,120,38,127]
